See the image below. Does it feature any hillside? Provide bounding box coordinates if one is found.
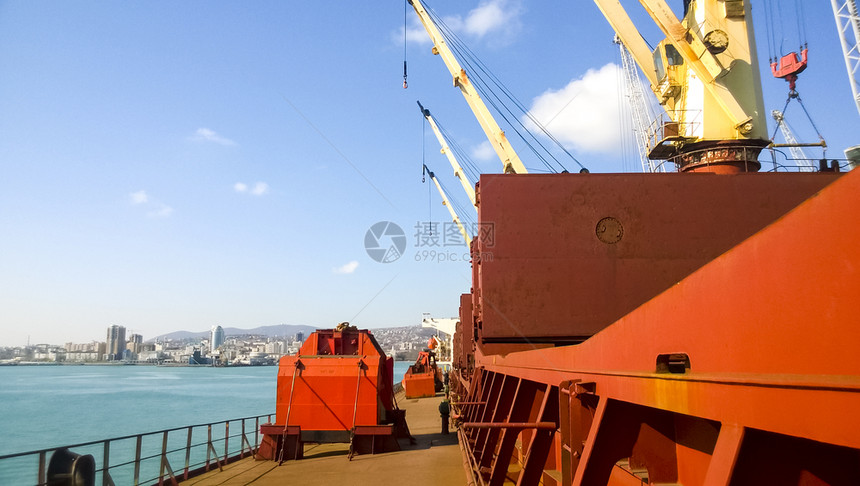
[151,324,317,342]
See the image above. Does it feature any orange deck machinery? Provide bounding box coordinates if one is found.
[402,349,442,399]
[258,326,410,461]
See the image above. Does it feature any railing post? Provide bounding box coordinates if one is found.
[205,424,223,472]
[241,419,253,457]
[134,435,142,486]
[206,425,212,471]
[102,440,112,486]
[38,451,46,486]
[241,421,247,458]
[159,431,166,485]
[184,427,192,480]
[224,421,229,460]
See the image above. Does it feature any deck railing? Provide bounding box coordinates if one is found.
[0,413,273,486]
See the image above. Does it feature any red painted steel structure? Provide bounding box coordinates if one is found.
[258,328,406,461]
[772,48,809,92]
[450,170,860,484]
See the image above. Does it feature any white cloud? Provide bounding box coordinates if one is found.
[396,0,523,46]
[471,141,496,162]
[333,261,359,275]
[129,190,148,205]
[463,0,522,38]
[234,181,269,196]
[190,128,237,146]
[146,204,174,219]
[399,17,433,45]
[129,190,173,218]
[250,182,269,196]
[525,63,623,155]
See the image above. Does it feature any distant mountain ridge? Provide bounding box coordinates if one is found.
[150,324,317,342]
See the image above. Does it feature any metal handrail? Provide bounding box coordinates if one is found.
[0,413,273,486]
[646,111,703,147]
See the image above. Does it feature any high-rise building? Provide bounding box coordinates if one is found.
[106,325,126,361]
[211,325,225,352]
[296,332,304,343]
[127,333,143,354]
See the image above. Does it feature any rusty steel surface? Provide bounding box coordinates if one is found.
[452,170,860,484]
[472,172,841,344]
[456,293,473,373]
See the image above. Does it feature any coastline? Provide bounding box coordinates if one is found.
[0,361,276,367]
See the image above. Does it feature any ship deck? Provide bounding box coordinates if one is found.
[182,390,465,486]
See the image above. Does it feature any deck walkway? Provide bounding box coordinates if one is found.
[182,391,466,486]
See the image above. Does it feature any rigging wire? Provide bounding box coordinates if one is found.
[435,118,483,183]
[423,158,477,239]
[770,92,827,159]
[762,0,775,63]
[794,96,826,155]
[794,0,805,48]
[458,37,578,172]
[763,0,822,159]
[424,4,586,173]
[436,176,477,228]
[775,0,785,55]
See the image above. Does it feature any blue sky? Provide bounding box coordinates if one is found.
[0,1,856,346]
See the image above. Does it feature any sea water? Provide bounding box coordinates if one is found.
[0,362,411,483]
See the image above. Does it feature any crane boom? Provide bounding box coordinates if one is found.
[831,0,860,117]
[417,101,477,206]
[407,0,527,174]
[424,165,472,247]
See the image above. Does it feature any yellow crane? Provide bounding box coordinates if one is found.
[424,164,472,247]
[408,0,527,174]
[417,101,477,207]
[593,0,769,172]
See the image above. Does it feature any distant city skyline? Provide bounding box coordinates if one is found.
[0,323,327,348]
[0,323,437,366]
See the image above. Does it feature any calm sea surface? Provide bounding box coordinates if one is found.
[0,362,411,456]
